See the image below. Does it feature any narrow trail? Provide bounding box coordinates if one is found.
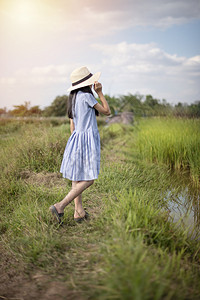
[0,191,106,299]
[0,130,127,300]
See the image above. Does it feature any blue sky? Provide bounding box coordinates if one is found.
[121,21,200,57]
[0,0,200,109]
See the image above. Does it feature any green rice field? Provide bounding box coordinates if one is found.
[134,118,200,187]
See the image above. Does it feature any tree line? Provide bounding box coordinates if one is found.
[0,94,200,118]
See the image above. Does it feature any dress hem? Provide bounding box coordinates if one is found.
[60,172,99,181]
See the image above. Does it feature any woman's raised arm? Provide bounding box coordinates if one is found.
[93,82,111,116]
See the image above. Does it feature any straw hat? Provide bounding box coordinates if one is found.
[67,66,101,92]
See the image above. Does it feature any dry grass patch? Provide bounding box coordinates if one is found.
[20,170,68,188]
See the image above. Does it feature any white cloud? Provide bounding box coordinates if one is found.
[0,43,199,107]
[68,0,200,36]
[92,42,188,70]
[49,0,200,41]
[0,77,16,85]
[1,62,103,87]
[8,64,73,85]
[92,42,200,103]
[2,0,199,38]
[0,63,72,109]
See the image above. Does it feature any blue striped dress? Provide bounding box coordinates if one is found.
[60,91,101,181]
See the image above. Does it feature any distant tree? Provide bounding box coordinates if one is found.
[0,107,7,115]
[10,101,30,116]
[104,95,121,115]
[27,105,42,116]
[161,99,167,106]
[5,94,199,119]
[174,102,188,117]
[188,101,200,118]
[118,93,144,115]
[44,95,68,117]
[144,95,159,107]
[8,102,44,117]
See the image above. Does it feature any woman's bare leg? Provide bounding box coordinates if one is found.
[73,181,85,218]
[53,180,94,214]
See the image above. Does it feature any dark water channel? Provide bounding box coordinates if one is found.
[163,183,200,240]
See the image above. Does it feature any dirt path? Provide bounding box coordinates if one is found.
[0,173,109,300]
[0,209,104,300]
[0,130,130,300]
[0,248,76,300]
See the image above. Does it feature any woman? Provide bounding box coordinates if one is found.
[50,66,111,224]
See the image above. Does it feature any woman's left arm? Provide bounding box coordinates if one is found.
[70,118,75,134]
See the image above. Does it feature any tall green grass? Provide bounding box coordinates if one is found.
[0,122,69,218]
[134,118,200,187]
[0,119,200,299]
[97,187,200,300]
[0,123,68,173]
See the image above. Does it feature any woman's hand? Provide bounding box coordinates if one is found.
[94,81,102,95]
[93,81,111,116]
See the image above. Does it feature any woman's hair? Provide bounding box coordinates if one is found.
[68,86,99,119]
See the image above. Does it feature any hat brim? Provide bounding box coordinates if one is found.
[67,71,101,92]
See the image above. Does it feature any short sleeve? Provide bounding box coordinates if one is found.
[85,93,98,108]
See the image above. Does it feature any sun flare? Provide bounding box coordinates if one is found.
[2,0,38,25]
[15,1,36,24]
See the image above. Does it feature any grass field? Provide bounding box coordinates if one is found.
[134,117,200,187]
[0,117,200,300]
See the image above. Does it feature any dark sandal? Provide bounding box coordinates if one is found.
[74,211,90,223]
[49,205,64,224]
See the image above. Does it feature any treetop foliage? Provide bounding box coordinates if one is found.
[1,94,200,118]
